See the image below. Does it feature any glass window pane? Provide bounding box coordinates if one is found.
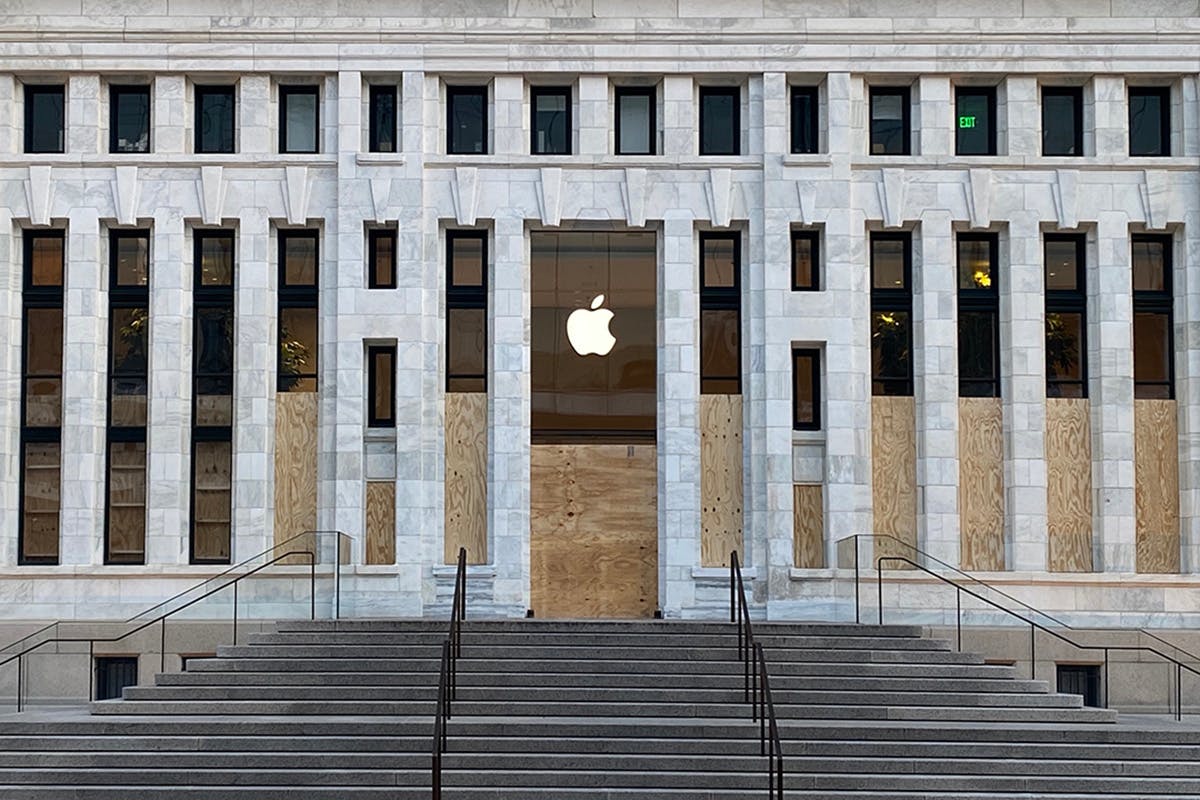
[957,238,995,291]
[1044,239,1081,290]
[792,233,817,290]
[1130,89,1168,157]
[872,310,911,382]
[448,88,485,154]
[114,234,150,287]
[22,441,60,562]
[450,235,484,287]
[25,307,63,427]
[107,441,146,563]
[27,87,64,153]
[1046,311,1084,387]
[112,87,150,153]
[1134,312,1171,387]
[791,88,817,154]
[702,237,737,289]
[447,307,485,380]
[29,235,64,287]
[371,232,396,288]
[700,89,738,156]
[282,235,317,287]
[533,89,569,155]
[370,86,396,153]
[617,92,652,155]
[870,90,907,155]
[1132,238,1167,292]
[872,238,907,290]
[278,307,318,392]
[793,351,817,428]
[199,235,234,286]
[192,440,232,563]
[1042,90,1080,156]
[958,310,998,395]
[283,89,318,153]
[701,308,739,384]
[196,87,235,154]
[196,307,234,378]
[110,306,149,427]
[956,89,992,156]
[371,348,395,425]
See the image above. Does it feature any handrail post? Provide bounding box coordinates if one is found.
[15,654,21,713]
[853,536,860,625]
[730,554,735,624]
[955,588,962,652]
[232,581,238,646]
[1103,649,1110,709]
[335,534,342,621]
[310,551,316,621]
[877,561,884,626]
[160,617,166,673]
[1029,621,1036,681]
[1177,662,1183,722]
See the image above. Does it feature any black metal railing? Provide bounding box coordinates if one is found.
[730,551,784,799]
[433,546,468,800]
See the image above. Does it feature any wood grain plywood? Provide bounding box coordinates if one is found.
[1135,399,1180,574]
[445,392,487,565]
[793,484,824,569]
[959,397,1005,571]
[871,396,917,564]
[530,444,657,619]
[700,394,743,567]
[366,481,396,566]
[273,392,318,560]
[1046,398,1093,573]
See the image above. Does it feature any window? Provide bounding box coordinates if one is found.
[1129,87,1170,157]
[278,231,319,393]
[106,230,150,565]
[790,86,819,155]
[1132,234,1173,399]
[447,86,487,155]
[446,231,487,392]
[791,230,820,291]
[368,85,397,153]
[20,231,65,565]
[192,231,234,564]
[109,85,150,153]
[1057,664,1102,708]
[367,345,397,428]
[1042,87,1083,157]
[870,232,912,396]
[24,84,65,154]
[531,86,571,155]
[955,86,996,156]
[280,85,319,154]
[957,234,1000,397]
[699,86,739,156]
[700,233,741,395]
[1044,234,1087,398]
[95,656,138,701]
[792,348,821,431]
[195,85,235,154]
[869,86,910,155]
[615,86,655,156]
[368,228,397,289]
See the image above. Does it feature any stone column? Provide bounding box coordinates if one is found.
[917,76,952,157]
[492,76,524,157]
[239,75,271,156]
[1005,76,1039,159]
[0,76,17,154]
[1178,205,1200,572]
[67,75,100,156]
[1092,76,1127,159]
[577,75,609,157]
[153,75,186,155]
[662,76,694,157]
[0,212,19,565]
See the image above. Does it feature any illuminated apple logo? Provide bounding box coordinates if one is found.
[566,294,616,356]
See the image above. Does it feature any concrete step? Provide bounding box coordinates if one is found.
[274,620,926,637]
[246,631,944,650]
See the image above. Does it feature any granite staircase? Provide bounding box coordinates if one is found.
[0,619,1198,798]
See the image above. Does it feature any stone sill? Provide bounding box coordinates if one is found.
[432,564,498,579]
[791,430,826,445]
[780,154,834,167]
[848,155,1198,171]
[693,566,758,580]
[356,153,407,167]
[1,154,339,169]
[787,567,1200,588]
[425,155,763,170]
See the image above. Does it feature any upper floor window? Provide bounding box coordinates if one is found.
[369,85,398,153]
[615,86,655,156]
[955,86,996,156]
[110,85,150,154]
[1129,87,1170,157]
[368,228,397,289]
[869,86,910,155]
[790,86,818,155]
[280,85,319,154]
[1044,234,1087,397]
[957,233,1000,398]
[531,86,571,155]
[367,345,397,428]
[699,86,739,156]
[792,348,821,431]
[1132,235,1173,399]
[447,85,487,155]
[870,232,913,396]
[791,230,820,291]
[195,85,235,154]
[1042,86,1083,157]
[25,84,65,154]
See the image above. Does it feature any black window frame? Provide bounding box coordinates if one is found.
[614,85,656,156]
[446,229,488,393]
[1041,86,1084,157]
[279,84,320,155]
[109,84,151,154]
[790,85,819,155]
[869,85,911,156]
[446,85,488,156]
[698,86,741,156]
[530,85,572,156]
[367,344,397,428]
[24,84,65,154]
[368,84,398,154]
[792,348,821,431]
[194,84,236,155]
[791,229,820,291]
[870,231,914,397]
[1132,233,1174,399]
[277,229,320,392]
[1129,86,1171,158]
[955,85,997,156]
[367,228,398,290]
[957,233,1001,398]
[1044,233,1088,398]
[699,232,742,395]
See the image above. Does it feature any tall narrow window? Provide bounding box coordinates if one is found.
[110,85,150,153]
[280,85,319,154]
[20,231,65,565]
[699,86,739,156]
[1133,234,1173,399]
[368,84,397,153]
[195,85,235,154]
[447,231,487,392]
[700,233,741,394]
[957,233,1000,397]
[106,230,150,565]
[368,228,397,289]
[869,86,910,155]
[790,86,819,155]
[278,231,319,393]
[791,230,820,291]
[792,348,821,431]
[1042,86,1083,157]
[955,86,996,156]
[25,84,65,154]
[367,345,397,427]
[870,232,913,396]
[447,86,487,155]
[1044,234,1087,397]
[191,231,234,564]
[1129,87,1170,157]
[531,86,571,155]
[615,86,655,156]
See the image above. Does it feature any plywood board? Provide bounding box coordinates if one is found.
[531,444,658,619]
[700,394,743,567]
[793,484,824,569]
[1135,398,1180,574]
[959,397,1005,571]
[273,392,318,555]
[444,392,487,565]
[366,481,396,566]
[1046,398,1093,572]
[871,396,917,565]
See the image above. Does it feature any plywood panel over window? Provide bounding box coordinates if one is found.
[1135,398,1180,573]
[1046,397,1093,572]
[959,397,1005,571]
[366,481,396,566]
[445,392,487,565]
[871,395,916,563]
[793,484,824,569]
[273,391,318,548]
[700,394,743,567]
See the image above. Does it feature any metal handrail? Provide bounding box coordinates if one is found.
[433,547,468,800]
[755,641,784,800]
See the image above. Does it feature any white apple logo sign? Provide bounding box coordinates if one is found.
[566,294,617,356]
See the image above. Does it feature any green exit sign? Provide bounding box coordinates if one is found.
[959,115,977,129]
